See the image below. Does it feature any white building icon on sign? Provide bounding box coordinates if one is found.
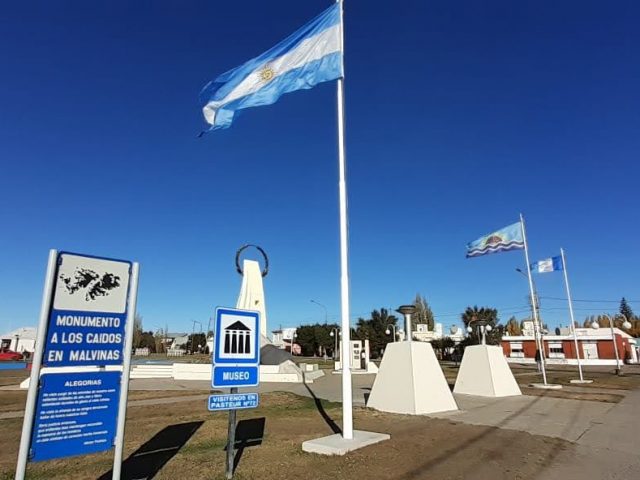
[224,321,251,355]
[216,311,258,361]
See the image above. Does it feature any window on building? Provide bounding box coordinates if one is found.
[548,342,565,358]
[510,342,524,358]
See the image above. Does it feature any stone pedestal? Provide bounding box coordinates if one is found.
[453,344,521,397]
[367,342,458,415]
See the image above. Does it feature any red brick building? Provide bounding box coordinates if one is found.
[501,326,638,366]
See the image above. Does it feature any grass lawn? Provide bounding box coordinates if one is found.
[0,391,575,480]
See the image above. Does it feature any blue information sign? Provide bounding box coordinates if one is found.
[30,371,121,462]
[208,393,259,411]
[212,307,260,388]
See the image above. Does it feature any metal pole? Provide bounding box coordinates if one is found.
[336,0,353,440]
[520,214,548,385]
[15,249,58,480]
[112,262,140,480]
[560,249,585,382]
[604,314,622,375]
[226,387,238,479]
[405,313,413,343]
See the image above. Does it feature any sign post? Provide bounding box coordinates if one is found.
[15,250,139,480]
[211,307,260,480]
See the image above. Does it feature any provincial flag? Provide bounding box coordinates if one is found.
[531,256,563,273]
[200,3,342,131]
[466,222,525,258]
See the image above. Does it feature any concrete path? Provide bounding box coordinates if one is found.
[431,393,615,442]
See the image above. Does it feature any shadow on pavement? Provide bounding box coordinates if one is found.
[98,421,203,480]
[232,417,266,473]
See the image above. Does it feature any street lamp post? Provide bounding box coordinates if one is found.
[385,324,397,342]
[290,331,298,356]
[330,328,340,361]
[466,315,492,345]
[310,299,328,324]
[593,314,632,375]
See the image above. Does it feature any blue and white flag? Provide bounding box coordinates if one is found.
[466,222,525,258]
[200,4,342,131]
[531,256,563,273]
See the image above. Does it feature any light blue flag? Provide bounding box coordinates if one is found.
[200,4,342,131]
[531,256,563,273]
[466,222,525,258]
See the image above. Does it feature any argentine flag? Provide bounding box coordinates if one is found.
[530,256,563,273]
[201,3,342,131]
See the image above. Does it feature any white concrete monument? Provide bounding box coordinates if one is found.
[367,305,458,415]
[453,344,521,397]
[236,259,268,342]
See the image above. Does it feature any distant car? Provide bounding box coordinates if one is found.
[0,350,24,361]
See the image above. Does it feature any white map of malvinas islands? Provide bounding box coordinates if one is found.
[53,253,130,314]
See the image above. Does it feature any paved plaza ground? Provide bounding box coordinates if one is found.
[0,363,638,479]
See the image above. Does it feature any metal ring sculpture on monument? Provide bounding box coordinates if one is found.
[235,244,269,277]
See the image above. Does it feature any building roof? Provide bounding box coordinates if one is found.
[226,321,250,331]
[0,327,37,340]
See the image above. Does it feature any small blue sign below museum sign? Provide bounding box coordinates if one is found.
[208,393,259,411]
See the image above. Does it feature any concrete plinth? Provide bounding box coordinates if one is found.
[453,345,521,397]
[570,379,593,384]
[302,430,390,456]
[367,341,457,415]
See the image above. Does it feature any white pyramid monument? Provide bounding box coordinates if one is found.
[453,344,521,397]
[367,341,458,415]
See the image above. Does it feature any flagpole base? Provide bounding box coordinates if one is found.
[530,383,563,390]
[302,430,389,456]
[570,379,593,384]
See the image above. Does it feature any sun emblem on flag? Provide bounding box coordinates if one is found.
[260,65,275,82]
[485,234,504,246]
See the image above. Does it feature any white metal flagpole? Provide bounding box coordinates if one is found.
[112,262,140,480]
[560,248,585,382]
[336,0,353,440]
[15,249,58,480]
[520,214,548,385]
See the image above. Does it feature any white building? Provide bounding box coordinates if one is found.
[1,327,37,354]
[271,328,297,350]
[411,323,465,343]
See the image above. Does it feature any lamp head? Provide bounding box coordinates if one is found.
[466,326,472,333]
[330,331,334,337]
[396,305,416,316]
[622,320,632,330]
[591,321,600,329]
[385,329,390,335]
[485,325,493,332]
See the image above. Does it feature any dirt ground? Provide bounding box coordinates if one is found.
[0,392,571,480]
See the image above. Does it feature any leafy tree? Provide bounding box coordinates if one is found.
[354,308,399,358]
[461,306,502,345]
[295,323,340,357]
[188,333,207,353]
[505,316,522,336]
[620,297,635,321]
[138,331,156,352]
[431,337,455,360]
[154,328,166,354]
[413,294,435,331]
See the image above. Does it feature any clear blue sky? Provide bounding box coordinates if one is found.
[1,0,638,335]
